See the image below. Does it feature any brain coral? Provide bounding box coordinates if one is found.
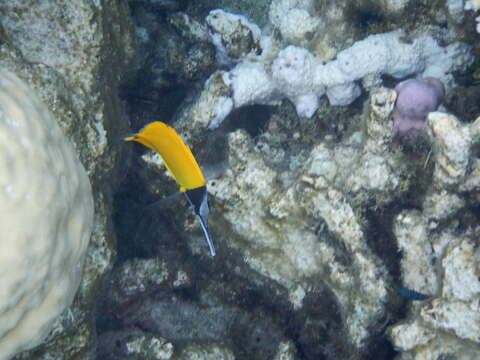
[0,70,94,360]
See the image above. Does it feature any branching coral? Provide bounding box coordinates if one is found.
[205,90,409,351]
[388,109,480,358]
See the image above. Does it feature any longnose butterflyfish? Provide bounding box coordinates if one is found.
[124,121,216,256]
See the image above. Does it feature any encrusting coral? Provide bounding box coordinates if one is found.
[0,70,94,360]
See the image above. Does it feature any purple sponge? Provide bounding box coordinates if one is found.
[392,77,445,140]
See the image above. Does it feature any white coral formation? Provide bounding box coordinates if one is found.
[125,335,173,359]
[389,111,480,358]
[206,90,410,349]
[394,211,438,296]
[269,0,322,45]
[273,340,298,360]
[426,112,472,188]
[390,233,480,356]
[466,0,480,10]
[202,9,473,127]
[465,0,480,32]
[206,9,261,63]
[0,70,94,360]
[199,84,480,356]
[177,342,235,360]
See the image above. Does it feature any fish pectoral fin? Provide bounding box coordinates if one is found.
[197,214,216,257]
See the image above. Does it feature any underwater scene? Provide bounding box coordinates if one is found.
[0,0,479,359]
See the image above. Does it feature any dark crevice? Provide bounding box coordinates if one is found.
[220,104,273,138]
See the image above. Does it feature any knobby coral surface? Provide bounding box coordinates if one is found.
[0,70,94,360]
[0,0,134,358]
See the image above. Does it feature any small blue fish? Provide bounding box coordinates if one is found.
[399,287,431,301]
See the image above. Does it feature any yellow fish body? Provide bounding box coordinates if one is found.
[124,121,205,192]
[124,121,216,256]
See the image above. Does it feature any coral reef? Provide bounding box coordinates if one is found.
[388,110,480,359]
[118,2,479,356]
[176,343,236,360]
[269,0,322,46]
[0,70,94,360]
[203,88,406,354]
[176,84,480,358]
[183,8,473,129]
[2,0,479,359]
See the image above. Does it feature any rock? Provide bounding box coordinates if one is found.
[422,189,465,224]
[421,298,480,343]
[97,330,174,360]
[206,9,261,62]
[177,342,235,360]
[104,291,286,359]
[106,257,191,309]
[441,238,480,302]
[389,320,435,351]
[190,71,234,129]
[390,223,480,356]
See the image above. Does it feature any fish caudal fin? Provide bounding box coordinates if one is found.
[197,215,216,256]
[185,186,216,256]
